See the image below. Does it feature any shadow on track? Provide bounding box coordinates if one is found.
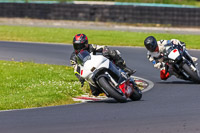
[87,99,145,104]
[156,81,200,85]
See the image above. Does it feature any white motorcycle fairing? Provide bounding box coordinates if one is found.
[77,51,112,86]
[80,54,110,79]
[168,49,180,60]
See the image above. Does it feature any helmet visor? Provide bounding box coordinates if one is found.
[146,44,157,52]
[73,43,86,51]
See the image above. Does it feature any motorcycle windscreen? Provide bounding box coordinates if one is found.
[163,43,174,55]
[76,50,91,66]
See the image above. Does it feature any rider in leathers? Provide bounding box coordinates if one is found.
[144,36,198,80]
[70,34,135,96]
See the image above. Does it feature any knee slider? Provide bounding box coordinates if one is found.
[160,69,170,80]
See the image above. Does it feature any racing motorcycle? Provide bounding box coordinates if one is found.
[76,50,142,103]
[163,43,200,83]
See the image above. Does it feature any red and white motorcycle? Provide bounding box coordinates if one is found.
[76,50,142,103]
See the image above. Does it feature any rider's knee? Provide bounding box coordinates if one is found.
[160,69,170,80]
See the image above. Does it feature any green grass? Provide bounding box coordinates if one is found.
[0,25,200,49]
[0,60,84,110]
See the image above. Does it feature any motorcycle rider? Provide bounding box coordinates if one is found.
[144,36,198,80]
[70,34,135,96]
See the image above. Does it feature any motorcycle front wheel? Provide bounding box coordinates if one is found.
[98,77,127,103]
[182,63,200,83]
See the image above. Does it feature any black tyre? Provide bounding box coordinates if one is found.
[182,63,200,83]
[129,86,142,101]
[98,77,127,103]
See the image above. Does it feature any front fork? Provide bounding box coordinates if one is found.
[175,59,196,79]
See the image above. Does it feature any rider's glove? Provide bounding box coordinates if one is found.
[152,60,156,65]
[154,62,162,69]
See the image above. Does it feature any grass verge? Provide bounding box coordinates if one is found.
[0,25,199,49]
[0,60,85,110]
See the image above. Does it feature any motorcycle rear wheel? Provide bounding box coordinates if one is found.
[98,77,127,103]
[129,86,142,101]
[182,63,200,83]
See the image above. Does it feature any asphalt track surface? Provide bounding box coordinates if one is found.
[0,41,200,133]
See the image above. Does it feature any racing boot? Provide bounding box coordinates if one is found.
[115,59,136,76]
[191,56,198,62]
[89,84,103,96]
[123,66,136,76]
[184,50,198,62]
[105,48,136,76]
